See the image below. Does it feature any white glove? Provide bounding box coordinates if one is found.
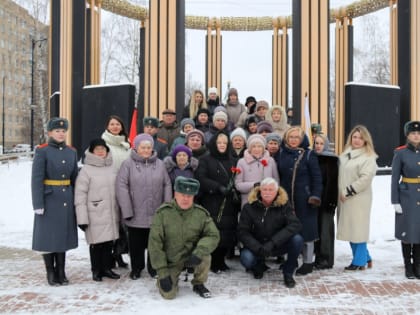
[393,204,402,214]
[34,208,44,215]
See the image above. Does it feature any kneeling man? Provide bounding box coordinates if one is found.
[148,176,220,299]
[238,177,303,288]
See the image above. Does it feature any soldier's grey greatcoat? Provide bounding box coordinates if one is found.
[391,143,420,243]
[31,140,79,252]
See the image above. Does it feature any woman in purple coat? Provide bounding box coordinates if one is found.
[116,133,172,280]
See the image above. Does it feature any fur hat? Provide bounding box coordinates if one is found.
[230,127,247,142]
[256,100,269,111]
[208,87,218,96]
[213,111,228,123]
[266,133,281,144]
[404,121,420,136]
[88,138,110,153]
[257,121,273,134]
[47,117,68,131]
[174,176,200,195]
[171,144,192,161]
[247,134,266,148]
[196,108,210,117]
[143,116,159,128]
[180,118,195,130]
[133,133,154,150]
[186,129,205,144]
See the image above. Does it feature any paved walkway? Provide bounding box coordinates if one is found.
[0,241,419,315]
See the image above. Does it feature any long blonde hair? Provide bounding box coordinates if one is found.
[189,90,207,118]
[344,125,377,156]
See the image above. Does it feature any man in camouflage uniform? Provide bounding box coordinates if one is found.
[148,176,220,299]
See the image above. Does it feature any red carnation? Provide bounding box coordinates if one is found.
[231,167,241,174]
[261,159,268,167]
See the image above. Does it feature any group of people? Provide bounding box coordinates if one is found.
[31,88,420,300]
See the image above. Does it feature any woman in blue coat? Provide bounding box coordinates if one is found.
[391,121,420,279]
[31,118,79,286]
[275,126,322,275]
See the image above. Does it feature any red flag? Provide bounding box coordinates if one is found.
[129,108,138,147]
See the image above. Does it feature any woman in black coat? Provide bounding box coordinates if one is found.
[313,134,338,269]
[196,130,239,273]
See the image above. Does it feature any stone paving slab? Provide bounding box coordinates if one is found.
[0,245,419,314]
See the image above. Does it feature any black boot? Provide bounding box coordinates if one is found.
[42,253,58,286]
[413,244,420,279]
[402,242,415,279]
[115,254,128,268]
[55,252,69,285]
[296,263,313,276]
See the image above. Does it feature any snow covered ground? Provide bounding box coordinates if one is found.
[0,159,418,314]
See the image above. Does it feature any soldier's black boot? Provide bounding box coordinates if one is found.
[42,253,58,286]
[402,242,415,279]
[413,244,420,279]
[55,252,69,285]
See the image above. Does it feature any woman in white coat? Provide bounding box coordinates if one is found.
[337,125,377,271]
[75,139,120,281]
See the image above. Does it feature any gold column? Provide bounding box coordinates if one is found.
[206,18,222,95]
[390,0,398,85]
[335,17,352,154]
[146,0,182,118]
[299,1,329,137]
[411,0,420,119]
[272,19,288,107]
[59,0,73,142]
[89,0,101,84]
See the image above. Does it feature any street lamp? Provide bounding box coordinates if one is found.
[2,76,5,151]
[31,37,47,151]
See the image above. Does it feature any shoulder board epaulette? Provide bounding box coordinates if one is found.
[37,143,48,149]
[156,202,173,212]
[395,145,407,151]
[157,137,168,144]
[194,204,211,216]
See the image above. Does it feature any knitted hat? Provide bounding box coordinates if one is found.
[228,88,238,97]
[257,121,273,133]
[266,133,281,144]
[208,87,218,96]
[404,121,420,136]
[181,118,195,130]
[245,96,257,107]
[133,133,154,150]
[230,127,247,142]
[171,144,192,161]
[213,111,228,123]
[214,105,227,114]
[256,100,269,111]
[143,116,159,128]
[47,117,68,131]
[186,129,205,144]
[88,138,110,153]
[174,176,200,195]
[247,134,266,148]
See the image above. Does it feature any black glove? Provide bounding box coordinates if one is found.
[185,255,202,268]
[219,186,229,196]
[159,276,172,292]
[78,224,88,232]
[259,241,274,257]
[125,216,133,221]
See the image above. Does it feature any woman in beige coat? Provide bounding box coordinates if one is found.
[75,139,120,282]
[337,125,377,271]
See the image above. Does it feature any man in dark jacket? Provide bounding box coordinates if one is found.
[238,177,303,288]
[157,109,181,149]
[148,177,220,299]
[143,116,168,159]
